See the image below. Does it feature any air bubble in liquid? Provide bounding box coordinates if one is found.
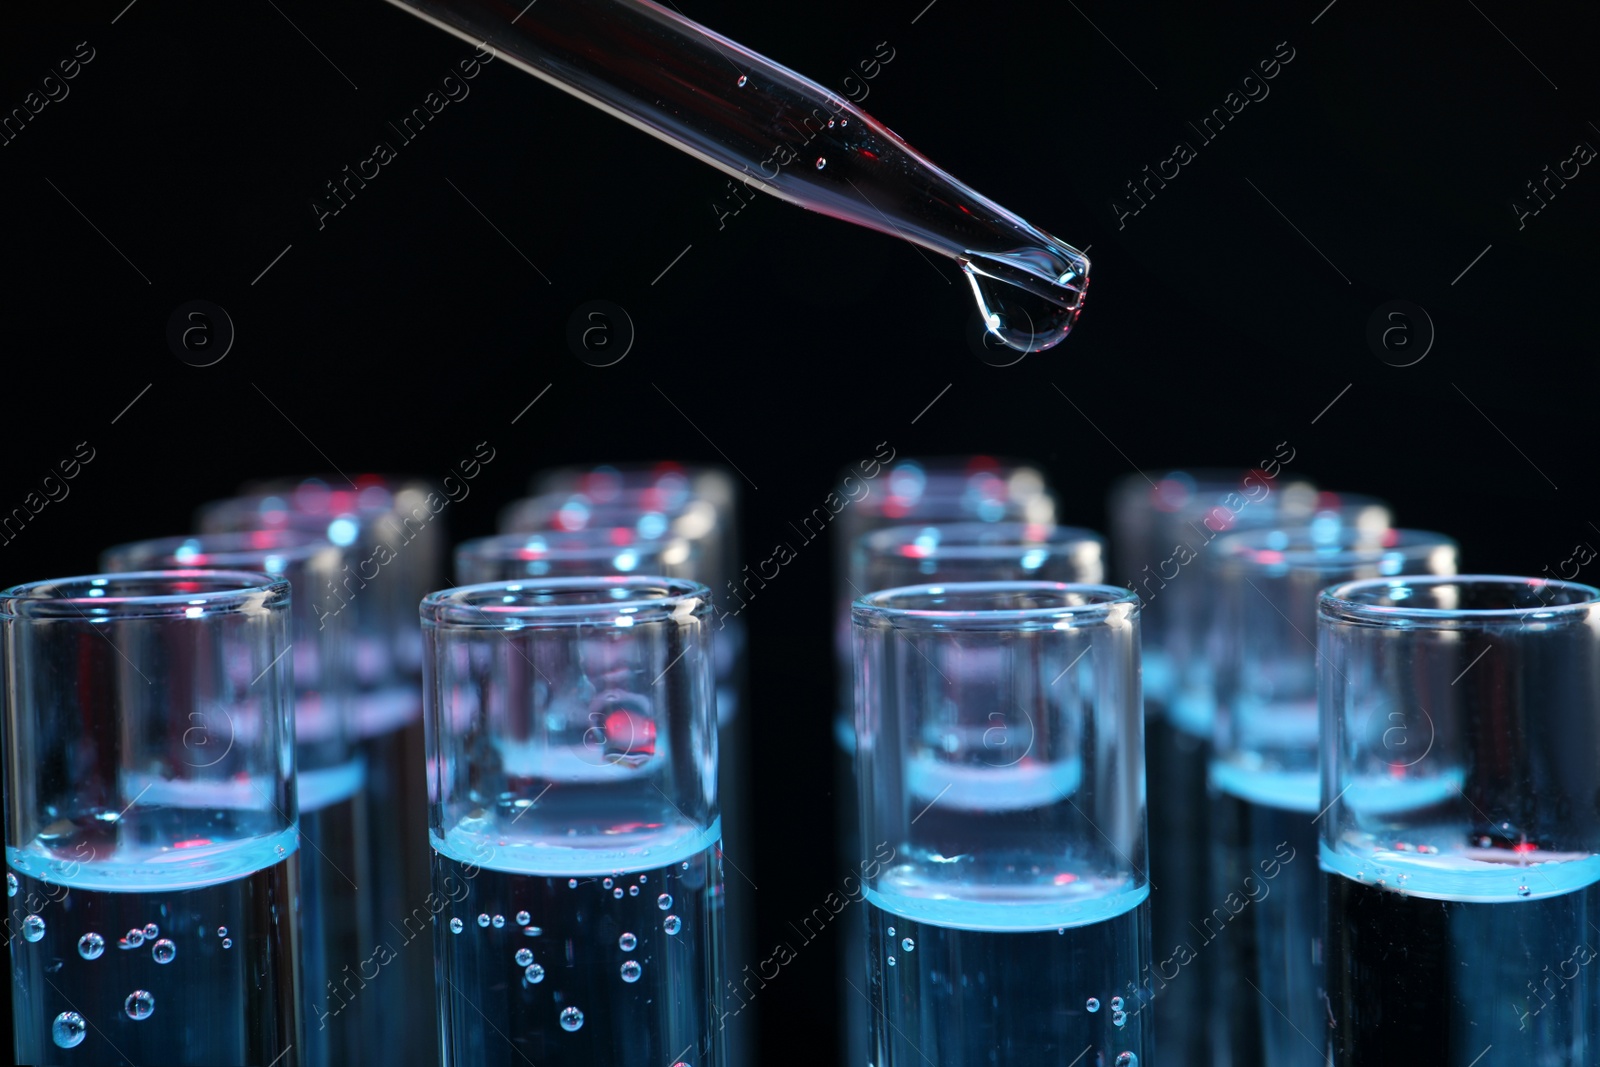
[492,914,505,928]
[525,962,546,983]
[603,877,614,889]
[815,158,826,170]
[619,932,637,951]
[664,915,682,935]
[143,923,159,939]
[559,1006,584,1032]
[614,888,624,899]
[1112,1010,1127,1027]
[1110,997,1124,1011]
[569,879,578,889]
[1086,997,1100,1012]
[901,938,915,953]
[477,914,491,928]
[1115,1055,1138,1067]
[450,918,464,934]
[516,911,531,925]
[629,885,639,897]
[658,893,673,910]
[52,1011,87,1048]
[152,939,176,964]
[516,948,533,967]
[119,928,144,950]
[217,926,228,937]
[524,926,541,937]
[682,861,689,870]
[78,933,105,960]
[887,926,896,937]
[887,955,897,966]
[21,915,45,942]
[1519,885,1532,897]
[737,74,747,87]
[222,938,233,949]
[639,875,648,883]
[621,960,643,983]
[6,872,15,896]
[125,989,155,1020]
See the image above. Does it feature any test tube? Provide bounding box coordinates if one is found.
[853,582,1149,1064]
[455,528,698,584]
[3,571,301,1065]
[1207,526,1457,1067]
[1108,467,1318,1067]
[423,577,724,1067]
[831,455,1054,1067]
[1320,576,1600,1065]
[101,531,370,1067]
[498,486,752,1060]
[855,521,1104,590]
[199,487,437,1065]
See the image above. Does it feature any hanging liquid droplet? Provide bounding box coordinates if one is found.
[52,1011,87,1048]
[962,245,1089,354]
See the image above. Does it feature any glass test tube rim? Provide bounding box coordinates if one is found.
[456,528,694,570]
[853,579,1137,632]
[858,520,1104,562]
[1215,526,1457,573]
[1319,573,1600,626]
[102,528,338,572]
[422,575,712,629]
[0,569,289,620]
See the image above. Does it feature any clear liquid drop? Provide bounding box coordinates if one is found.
[962,245,1089,354]
[52,1011,87,1048]
[125,990,155,1021]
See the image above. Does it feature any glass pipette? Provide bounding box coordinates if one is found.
[383,0,1090,352]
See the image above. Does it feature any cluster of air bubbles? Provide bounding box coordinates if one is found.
[901,938,915,953]
[663,915,682,935]
[52,1011,87,1048]
[621,960,643,983]
[119,928,145,950]
[125,990,155,1021]
[152,939,177,964]
[559,1006,584,1032]
[1086,997,1100,1013]
[515,948,534,967]
[516,911,531,925]
[79,933,105,960]
[492,914,506,929]
[525,962,546,984]
[619,932,637,951]
[658,893,673,910]
[22,915,45,943]
[450,918,464,934]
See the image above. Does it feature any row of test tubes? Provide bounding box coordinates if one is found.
[4,459,1599,1066]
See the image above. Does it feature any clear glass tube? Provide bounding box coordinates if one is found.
[854,520,1104,590]
[100,531,370,1067]
[199,487,437,1065]
[3,571,301,1065]
[1320,576,1600,1065]
[456,528,698,583]
[382,0,1089,352]
[1206,526,1457,1067]
[853,581,1149,1064]
[423,577,723,1067]
[1107,465,1319,1067]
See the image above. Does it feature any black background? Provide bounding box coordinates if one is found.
[2,0,1598,1062]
